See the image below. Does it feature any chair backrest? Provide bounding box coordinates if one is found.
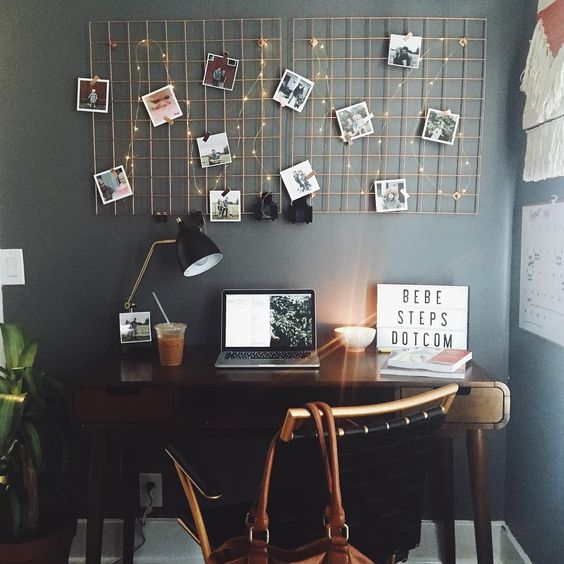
[259,384,458,562]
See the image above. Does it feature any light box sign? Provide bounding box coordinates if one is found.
[377,284,468,350]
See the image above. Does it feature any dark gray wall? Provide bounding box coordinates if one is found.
[0,0,527,520]
[506,3,564,555]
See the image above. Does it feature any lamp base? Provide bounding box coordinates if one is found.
[118,341,155,360]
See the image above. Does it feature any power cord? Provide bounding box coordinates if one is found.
[109,481,155,564]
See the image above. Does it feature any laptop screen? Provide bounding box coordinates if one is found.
[222,289,316,350]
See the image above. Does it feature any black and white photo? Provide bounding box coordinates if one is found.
[273,70,314,113]
[280,160,320,201]
[197,132,232,168]
[141,85,183,127]
[210,190,241,222]
[270,294,314,348]
[76,77,110,113]
[93,165,133,205]
[388,34,422,69]
[202,53,239,91]
[335,101,374,142]
[374,178,409,212]
[119,312,151,344]
[422,108,460,145]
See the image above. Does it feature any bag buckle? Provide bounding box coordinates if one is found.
[248,526,270,543]
[327,523,349,541]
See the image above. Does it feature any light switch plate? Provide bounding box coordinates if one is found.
[0,249,25,285]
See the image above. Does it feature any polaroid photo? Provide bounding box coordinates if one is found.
[388,34,423,69]
[93,165,133,205]
[141,85,183,127]
[119,312,152,344]
[335,101,374,142]
[197,132,232,168]
[210,190,241,222]
[273,70,314,113]
[202,53,239,91]
[422,108,460,145]
[76,77,110,113]
[374,179,409,212]
[280,160,321,202]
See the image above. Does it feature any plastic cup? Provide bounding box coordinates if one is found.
[154,323,187,366]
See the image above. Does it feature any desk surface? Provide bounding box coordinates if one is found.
[74,346,510,432]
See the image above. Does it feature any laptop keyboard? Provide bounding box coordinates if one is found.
[225,351,312,360]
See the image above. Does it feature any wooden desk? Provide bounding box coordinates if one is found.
[73,347,510,564]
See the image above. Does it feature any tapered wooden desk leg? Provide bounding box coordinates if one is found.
[122,435,137,564]
[86,430,107,564]
[439,438,456,564]
[467,429,494,564]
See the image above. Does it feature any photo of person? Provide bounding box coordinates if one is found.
[141,85,183,127]
[202,53,239,91]
[374,178,409,212]
[197,132,232,168]
[93,165,133,205]
[273,70,314,113]
[336,101,374,142]
[422,108,460,145]
[119,312,151,344]
[280,160,321,202]
[388,34,423,69]
[76,77,110,113]
[210,190,241,222]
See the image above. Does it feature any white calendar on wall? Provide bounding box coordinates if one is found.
[519,201,564,347]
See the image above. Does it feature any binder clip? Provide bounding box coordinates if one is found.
[288,196,313,224]
[153,212,168,223]
[203,131,211,142]
[254,192,278,221]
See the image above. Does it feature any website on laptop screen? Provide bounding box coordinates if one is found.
[224,292,314,349]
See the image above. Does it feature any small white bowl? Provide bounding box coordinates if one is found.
[335,326,376,352]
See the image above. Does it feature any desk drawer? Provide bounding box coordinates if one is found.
[74,387,174,424]
[400,386,507,426]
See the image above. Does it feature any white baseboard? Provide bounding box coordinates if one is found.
[69,519,532,564]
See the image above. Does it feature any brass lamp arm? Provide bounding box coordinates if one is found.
[124,239,176,311]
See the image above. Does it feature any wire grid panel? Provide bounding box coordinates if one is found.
[292,17,486,214]
[89,19,282,216]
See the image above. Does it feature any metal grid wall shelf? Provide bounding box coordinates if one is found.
[292,17,486,214]
[89,19,282,216]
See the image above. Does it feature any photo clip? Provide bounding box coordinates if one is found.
[163,116,175,125]
[403,32,413,41]
[90,75,100,86]
[305,170,316,180]
[459,37,468,47]
[310,37,319,47]
[221,187,231,198]
[256,37,268,48]
[203,131,211,142]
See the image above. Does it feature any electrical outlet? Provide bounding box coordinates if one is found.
[139,473,163,508]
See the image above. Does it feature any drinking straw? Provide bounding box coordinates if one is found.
[152,291,171,323]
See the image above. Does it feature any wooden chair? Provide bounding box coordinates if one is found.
[165,384,458,564]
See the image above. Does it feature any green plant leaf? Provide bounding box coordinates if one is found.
[17,340,38,369]
[22,368,46,411]
[0,394,26,458]
[0,324,25,372]
[0,366,9,377]
[0,379,11,394]
[20,421,41,472]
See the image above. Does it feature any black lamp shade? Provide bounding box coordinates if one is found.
[176,220,223,277]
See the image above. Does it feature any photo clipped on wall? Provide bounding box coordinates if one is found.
[76,77,110,113]
[374,178,409,212]
[141,85,183,127]
[273,70,314,112]
[197,132,232,168]
[202,53,239,91]
[93,165,133,205]
[280,160,321,201]
[336,101,374,142]
[119,312,152,344]
[422,108,460,145]
[210,190,241,222]
[388,34,423,69]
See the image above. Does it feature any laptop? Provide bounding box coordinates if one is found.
[215,289,320,368]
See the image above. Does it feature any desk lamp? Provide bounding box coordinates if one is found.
[124,213,222,311]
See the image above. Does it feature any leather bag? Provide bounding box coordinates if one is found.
[207,402,374,564]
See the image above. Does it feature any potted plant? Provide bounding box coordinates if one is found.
[0,323,76,563]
